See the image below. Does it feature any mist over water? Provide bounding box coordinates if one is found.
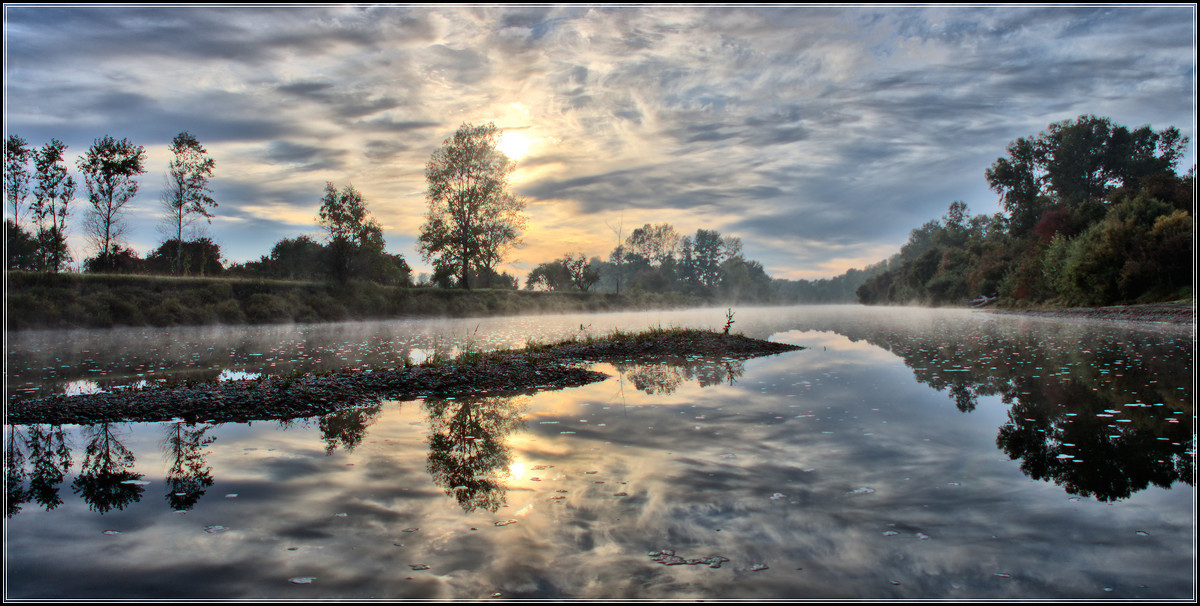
[4,306,1195,599]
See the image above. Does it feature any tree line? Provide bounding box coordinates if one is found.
[6,132,219,276]
[856,115,1192,307]
[7,122,877,303]
[522,222,777,301]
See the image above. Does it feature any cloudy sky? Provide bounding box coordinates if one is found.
[4,4,1195,280]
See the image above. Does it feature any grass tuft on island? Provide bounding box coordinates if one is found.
[6,328,803,426]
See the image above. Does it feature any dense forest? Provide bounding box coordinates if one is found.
[857,115,1193,307]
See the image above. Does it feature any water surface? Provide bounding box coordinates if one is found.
[4,306,1195,599]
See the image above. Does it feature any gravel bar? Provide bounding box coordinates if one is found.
[6,330,803,426]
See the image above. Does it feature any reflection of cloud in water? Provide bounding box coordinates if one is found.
[216,369,262,382]
[62,379,104,396]
[5,307,1195,599]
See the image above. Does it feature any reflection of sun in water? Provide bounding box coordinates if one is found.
[498,130,533,161]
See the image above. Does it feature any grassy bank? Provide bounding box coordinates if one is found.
[4,271,700,330]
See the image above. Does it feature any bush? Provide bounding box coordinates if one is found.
[243,293,291,323]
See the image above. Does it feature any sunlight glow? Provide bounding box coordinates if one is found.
[508,459,526,479]
[498,130,533,162]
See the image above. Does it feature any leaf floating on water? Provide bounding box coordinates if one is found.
[846,487,875,496]
[769,493,785,500]
[102,530,121,535]
[1136,530,1150,536]
[289,577,316,584]
[120,480,151,486]
[882,530,899,536]
[401,527,419,533]
[916,532,930,540]
[225,493,238,498]
[613,492,628,497]
[994,573,1011,578]
[204,525,228,533]
[750,563,769,571]
[409,564,430,571]
[333,513,348,517]
[494,519,517,527]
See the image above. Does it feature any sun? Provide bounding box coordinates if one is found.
[497,130,533,162]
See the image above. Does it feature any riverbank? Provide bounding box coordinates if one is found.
[985,301,1195,324]
[6,328,803,425]
[4,271,699,330]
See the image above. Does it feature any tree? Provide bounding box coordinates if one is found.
[270,235,328,280]
[986,115,1188,235]
[625,223,680,266]
[5,135,39,269]
[318,182,383,283]
[525,253,598,291]
[525,260,570,291]
[690,229,726,288]
[31,139,75,272]
[564,252,600,291]
[5,221,39,270]
[147,238,224,276]
[420,122,526,290]
[77,135,146,273]
[161,132,216,275]
[5,134,35,227]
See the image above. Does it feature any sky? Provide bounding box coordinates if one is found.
[3,4,1195,281]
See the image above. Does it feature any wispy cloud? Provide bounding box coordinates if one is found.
[4,5,1194,279]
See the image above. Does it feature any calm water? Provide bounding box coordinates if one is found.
[4,306,1195,599]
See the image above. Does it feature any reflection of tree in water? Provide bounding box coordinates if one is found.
[72,423,145,513]
[162,422,215,511]
[423,396,525,513]
[5,425,73,517]
[5,426,27,517]
[616,357,745,395]
[320,402,383,454]
[994,377,1194,502]
[782,316,1194,502]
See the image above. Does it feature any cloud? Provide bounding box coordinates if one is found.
[4,5,1193,279]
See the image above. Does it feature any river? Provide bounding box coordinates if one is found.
[3,305,1195,599]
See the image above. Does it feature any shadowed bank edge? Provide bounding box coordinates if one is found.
[6,328,803,426]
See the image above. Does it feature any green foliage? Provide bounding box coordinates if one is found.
[863,114,1192,308]
[986,115,1187,236]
